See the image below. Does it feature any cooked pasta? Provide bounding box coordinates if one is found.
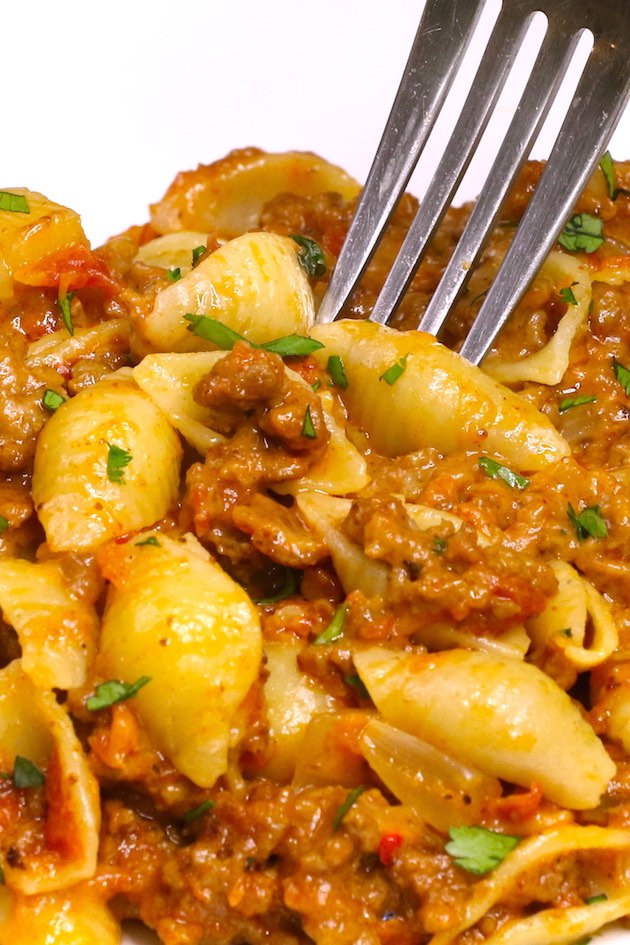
[2,147,630,945]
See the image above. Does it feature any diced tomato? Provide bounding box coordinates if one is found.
[377,831,404,866]
[13,243,121,297]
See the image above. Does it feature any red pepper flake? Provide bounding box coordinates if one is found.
[378,831,404,866]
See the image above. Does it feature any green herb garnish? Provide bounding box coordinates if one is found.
[86,676,151,711]
[182,799,215,824]
[167,267,182,282]
[558,213,605,253]
[12,755,45,789]
[432,536,447,554]
[332,785,365,831]
[568,503,608,540]
[58,291,75,336]
[192,245,206,265]
[290,235,327,278]
[262,334,324,357]
[0,515,9,534]
[106,443,133,484]
[559,282,579,306]
[379,355,409,385]
[585,893,608,905]
[313,603,348,645]
[345,674,370,699]
[478,456,530,490]
[613,357,630,395]
[184,314,324,357]
[600,152,630,201]
[558,393,596,412]
[326,354,348,389]
[301,405,316,439]
[254,567,299,604]
[0,191,29,213]
[42,388,66,411]
[135,536,161,547]
[445,825,520,876]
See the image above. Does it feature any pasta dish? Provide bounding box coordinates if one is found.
[2,147,630,945]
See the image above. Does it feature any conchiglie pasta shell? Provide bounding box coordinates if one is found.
[353,647,615,809]
[97,533,262,788]
[310,320,569,471]
[134,230,209,273]
[140,231,314,352]
[0,885,120,945]
[32,377,182,552]
[0,661,100,894]
[0,559,97,690]
[149,148,360,238]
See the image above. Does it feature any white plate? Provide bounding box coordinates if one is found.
[4,2,630,943]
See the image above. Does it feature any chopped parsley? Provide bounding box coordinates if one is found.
[106,443,133,484]
[167,267,182,282]
[42,388,66,411]
[86,676,151,711]
[192,245,206,265]
[558,213,605,253]
[585,893,608,905]
[184,314,324,356]
[326,354,348,389]
[254,567,299,604]
[478,456,530,490]
[0,191,30,213]
[445,825,520,875]
[558,393,596,412]
[379,355,409,385]
[599,152,630,201]
[12,755,45,789]
[182,799,215,824]
[290,235,327,278]
[432,536,447,554]
[135,536,161,547]
[559,627,573,638]
[568,503,608,540]
[332,785,365,831]
[301,405,316,439]
[314,603,348,645]
[58,291,75,335]
[612,357,630,395]
[0,515,8,534]
[559,282,578,305]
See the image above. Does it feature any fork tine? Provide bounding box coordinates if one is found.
[315,0,490,326]
[417,16,581,337]
[369,2,537,327]
[459,34,630,364]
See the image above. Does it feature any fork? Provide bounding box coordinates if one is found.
[314,0,630,365]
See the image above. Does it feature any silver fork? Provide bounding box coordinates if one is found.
[315,0,630,365]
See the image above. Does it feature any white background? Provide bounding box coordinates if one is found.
[3,2,630,943]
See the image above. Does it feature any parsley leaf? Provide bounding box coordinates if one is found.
[167,267,182,282]
[558,393,596,412]
[0,515,9,534]
[86,676,151,712]
[42,388,66,411]
[135,536,161,547]
[12,755,45,789]
[380,355,409,385]
[191,245,206,265]
[446,825,520,875]
[314,603,348,645]
[585,893,608,905]
[478,456,530,490]
[290,235,327,278]
[182,799,215,824]
[58,291,75,335]
[332,785,365,831]
[613,357,630,395]
[559,282,578,306]
[301,405,316,439]
[568,503,608,540]
[0,191,29,213]
[106,443,132,484]
[326,354,348,389]
[600,152,630,201]
[558,213,605,253]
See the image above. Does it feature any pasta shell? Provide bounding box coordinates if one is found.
[97,533,262,788]
[0,884,120,945]
[310,320,570,471]
[32,376,182,552]
[140,231,315,352]
[353,646,615,809]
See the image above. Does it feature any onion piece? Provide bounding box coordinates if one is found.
[359,717,501,831]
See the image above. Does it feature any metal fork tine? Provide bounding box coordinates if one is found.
[369,2,536,327]
[315,0,490,326]
[417,17,581,337]
[459,40,630,364]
